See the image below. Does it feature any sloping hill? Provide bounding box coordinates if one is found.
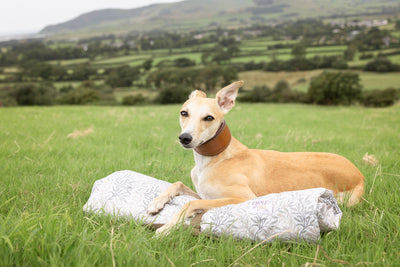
[40,0,400,35]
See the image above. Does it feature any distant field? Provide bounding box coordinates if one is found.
[92,54,150,67]
[383,54,400,64]
[4,34,398,100]
[152,52,203,65]
[113,88,158,102]
[239,70,323,90]
[52,49,205,68]
[239,70,400,91]
[1,104,399,265]
[231,55,271,63]
[53,80,104,89]
[240,38,298,50]
[40,36,400,74]
[357,71,400,90]
[48,58,90,66]
[2,67,18,73]
[347,48,400,66]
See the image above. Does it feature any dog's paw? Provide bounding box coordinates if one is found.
[153,224,173,238]
[147,195,169,215]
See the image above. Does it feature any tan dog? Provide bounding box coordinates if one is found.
[148,81,364,235]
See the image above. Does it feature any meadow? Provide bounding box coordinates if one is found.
[1,103,399,266]
[238,70,400,92]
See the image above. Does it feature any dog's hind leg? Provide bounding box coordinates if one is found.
[147,181,201,215]
[336,181,365,207]
[347,181,365,207]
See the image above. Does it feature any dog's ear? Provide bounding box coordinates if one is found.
[216,81,243,114]
[189,90,207,99]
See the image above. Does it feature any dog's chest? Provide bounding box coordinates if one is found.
[191,156,222,199]
[191,166,222,199]
[193,176,221,199]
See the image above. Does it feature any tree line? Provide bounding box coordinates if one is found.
[1,18,399,106]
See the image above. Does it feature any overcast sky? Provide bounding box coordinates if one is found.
[0,0,182,36]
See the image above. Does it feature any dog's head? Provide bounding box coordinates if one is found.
[178,81,243,149]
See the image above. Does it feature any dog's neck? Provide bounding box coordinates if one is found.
[194,120,231,157]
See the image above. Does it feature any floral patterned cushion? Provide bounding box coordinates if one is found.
[83,170,342,242]
[201,188,342,242]
[83,170,197,226]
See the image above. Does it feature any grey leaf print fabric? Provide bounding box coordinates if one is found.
[83,171,342,243]
[83,170,197,225]
[201,188,342,243]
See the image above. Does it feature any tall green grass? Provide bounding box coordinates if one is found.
[1,104,399,266]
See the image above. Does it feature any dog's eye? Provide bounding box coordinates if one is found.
[204,115,214,121]
[180,111,188,117]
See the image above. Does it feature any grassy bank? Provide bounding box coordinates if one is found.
[1,104,399,265]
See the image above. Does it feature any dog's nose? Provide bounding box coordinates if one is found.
[179,133,193,145]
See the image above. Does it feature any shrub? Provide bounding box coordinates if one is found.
[70,63,96,81]
[155,86,191,104]
[58,88,100,105]
[359,53,374,60]
[105,65,140,88]
[0,86,17,106]
[0,97,17,107]
[343,46,357,61]
[308,72,362,105]
[18,60,54,80]
[122,94,147,105]
[239,85,271,102]
[331,59,348,69]
[291,43,307,59]
[262,56,347,72]
[15,83,57,105]
[211,51,231,64]
[264,58,316,71]
[273,80,290,93]
[15,85,36,105]
[278,90,308,103]
[146,65,238,92]
[364,57,400,72]
[270,80,307,103]
[243,61,265,71]
[239,81,308,104]
[142,59,153,71]
[361,88,399,107]
[174,58,196,67]
[59,85,74,93]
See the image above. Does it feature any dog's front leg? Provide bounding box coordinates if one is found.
[147,181,201,215]
[155,197,247,236]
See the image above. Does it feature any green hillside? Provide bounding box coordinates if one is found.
[40,0,400,36]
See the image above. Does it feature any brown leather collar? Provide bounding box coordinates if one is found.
[194,121,231,156]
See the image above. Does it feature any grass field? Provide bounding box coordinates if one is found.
[92,55,150,67]
[1,103,399,266]
[233,47,345,63]
[239,70,400,92]
[48,58,90,66]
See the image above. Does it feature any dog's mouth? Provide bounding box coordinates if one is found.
[180,139,206,149]
[179,132,196,149]
[179,137,204,150]
[180,142,194,149]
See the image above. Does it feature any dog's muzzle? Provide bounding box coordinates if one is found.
[179,133,193,146]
